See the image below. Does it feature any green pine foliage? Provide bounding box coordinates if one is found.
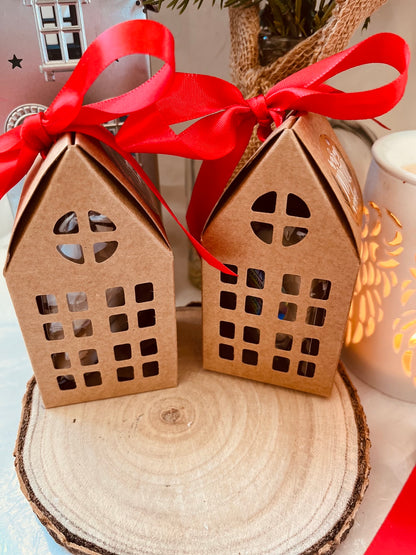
[258,0,336,38]
[144,0,336,38]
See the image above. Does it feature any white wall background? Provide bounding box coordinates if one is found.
[148,2,231,188]
[332,0,416,135]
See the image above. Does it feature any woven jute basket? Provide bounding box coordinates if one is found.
[228,0,388,170]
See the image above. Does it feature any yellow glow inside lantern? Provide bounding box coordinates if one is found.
[345,202,402,347]
[343,131,416,402]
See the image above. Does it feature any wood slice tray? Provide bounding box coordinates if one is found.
[14,307,370,555]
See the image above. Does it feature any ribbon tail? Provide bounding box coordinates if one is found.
[71,124,234,275]
[125,145,236,275]
[187,125,253,241]
[365,465,416,555]
[0,150,38,201]
[372,117,390,130]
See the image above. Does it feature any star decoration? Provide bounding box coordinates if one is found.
[8,54,23,69]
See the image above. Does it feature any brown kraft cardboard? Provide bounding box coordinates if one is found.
[4,133,177,408]
[201,113,362,396]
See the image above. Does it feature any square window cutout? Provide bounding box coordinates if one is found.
[109,313,129,333]
[301,338,320,356]
[246,268,265,289]
[84,371,102,387]
[219,343,234,360]
[43,322,64,341]
[114,343,132,361]
[275,333,293,351]
[138,309,156,328]
[51,352,71,369]
[79,349,98,366]
[143,361,159,377]
[135,282,154,303]
[242,349,258,365]
[243,326,260,344]
[73,319,93,337]
[66,292,88,312]
[57,375,76,390]
[310,279,331,300]
[140,338,158,356]
[297,361,315,378]
[219,321,235,339]
[272,356,290,373]
[278,302,297,321]
[245,296,263,315]
[220,291,237,310]
[36,294,58,315]
[306,307,326,327]
[281,274,301,296]
[106,287,125,307]
[117,366,134,382]
[220,264,238,285]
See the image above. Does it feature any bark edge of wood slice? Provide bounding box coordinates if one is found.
[14,306,370,555]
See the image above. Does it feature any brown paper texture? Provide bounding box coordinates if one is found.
[201,113,361,397]
[4,134,177,408]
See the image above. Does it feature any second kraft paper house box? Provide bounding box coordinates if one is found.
[4,133,177,408]
[201,113,363,397]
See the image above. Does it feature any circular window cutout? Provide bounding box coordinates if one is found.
[250,192,309,246]
[54,211,117,263]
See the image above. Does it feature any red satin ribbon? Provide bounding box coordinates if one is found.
[365,465,416,554]
[0,24,410,272]
[0,21,174,193]
[0,20,229,273]
[116,32,410,241]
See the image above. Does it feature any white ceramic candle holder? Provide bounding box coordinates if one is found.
[343,131,416,403]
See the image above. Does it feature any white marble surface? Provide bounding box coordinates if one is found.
[0,186,415,554]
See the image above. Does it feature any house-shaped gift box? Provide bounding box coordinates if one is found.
[4,133,177,408]
[201,113,362,396]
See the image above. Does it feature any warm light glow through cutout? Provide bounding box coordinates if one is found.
[346,202,402,346]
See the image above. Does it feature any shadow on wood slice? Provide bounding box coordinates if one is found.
[14,307,370,555]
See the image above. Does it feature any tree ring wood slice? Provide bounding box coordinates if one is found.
[14,307,370,555]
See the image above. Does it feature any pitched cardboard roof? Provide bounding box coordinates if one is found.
[292,114,362,253]
[5,133,169,269]
[203,113,361,256]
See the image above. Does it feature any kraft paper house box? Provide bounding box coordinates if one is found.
[4,133,177,408]
[201,112,363,397]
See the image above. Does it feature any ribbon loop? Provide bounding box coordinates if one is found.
[0,20,235,275]
[20,112,52,153]
[118,32,409,243]
[0,23,410,276]
[0,19,177,202]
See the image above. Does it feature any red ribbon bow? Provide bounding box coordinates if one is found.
[0,20,229,273]
[0,23,410,273]
[116,32,410,241]
[0,21,175,193]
